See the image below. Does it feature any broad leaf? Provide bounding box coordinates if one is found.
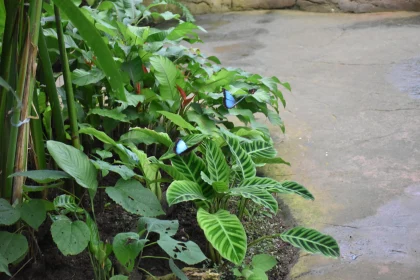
[280,227,340,258]
[228,187,278,213]
[47,141,98,193]
[0,232,28,264]
[201,69,235,92]
[150,162,188,181]
[113,232,146,272]
[119,127,172,147]
[253,157,290,166]
[169,259,188,280]
[105,179,164,217]
[197,208,246,265]
[167,22,199,41]
[280,181,314,200]
[150,56,178,101]
[89,108,129,122]
[9,170,71,184]
[0,199,20,226]
[19,199,47,230]
[79,127,118,145]
[51,220,90,255]
[0,254,10,276]
[93,160,136,180]
[158,111,196,131]
[158,235,207,265]
[71,68,105,86]
[251,254,277,272]
[138,218,179,237]
[221,131,256,179]
[52,0,126,100]
[205,140,229,183]
[242,141,276,159]
[166,181,207,206]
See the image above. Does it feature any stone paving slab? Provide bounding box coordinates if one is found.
[195,10,420,280]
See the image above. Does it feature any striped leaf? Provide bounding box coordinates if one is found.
[280,227,340,258]
[238,177,314,201]
[166,181,207,206]
[53,195,83,213]
[221,132,256,179]
[228,187,278,213]
[242,141,277,159]
[205,140,229,183]
[119,128,172,147]
[152,162,188,181]
[171,154,213,198]
[253,157,290,166]
[197,208,247,265]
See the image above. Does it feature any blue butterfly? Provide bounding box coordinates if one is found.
[173,138,201,155]
[222,88,257,109]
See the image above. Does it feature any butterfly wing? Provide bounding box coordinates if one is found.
[223,88,237,109]
[248,88,257,94]
[174,139,188,155]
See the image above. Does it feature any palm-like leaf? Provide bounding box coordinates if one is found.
[228,187,278,213]
[197,208,247,265]
[166,181,207,206]
[221,132,255,179]
[280,227,340,258]
[242,141,277,159]
[204,140,229,183]
[279,181,314,200]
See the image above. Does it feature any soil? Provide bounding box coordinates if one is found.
[6,173,298,280]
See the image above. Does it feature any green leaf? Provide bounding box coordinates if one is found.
[0,76,13,92]
[71,68,105,86]
[160,134,205,160]
[166,181,207,206]
[119,127,172,147]
[54,194,84,213]
[204,140,229,183]
[52,0,126,100]
[251,254,277,272]
[221,131,256,179]
[0,232,28,264]
[93,160,136,180]
[280,227,340,258]
[121,56,144,83]
[253,157,290,166]
[138,218,179,237]
[0,254,11,276]
[157,111,196,131]
[267,110,284,132]
[248,268,268,280]
[150,56,178,101]
[110,276,128,280]
[157,235,207,265]
[197,208,247,265]
[280,181,314,200]
[47,141,98,193]
[51,219,90,255]
[242,141,276,159]
[228,187,278,213]
[9,170,71,184]
[22,182,64,193]
[89,108,129,122]
[19,200,47,230]
[167,22,199,41]
[169,259,188,280]
[0,199,20,226]
[151,162,188,181]
[200,69,235,92]
[79,127,118,145]
[113,232,146,272]
[105,179,164,217]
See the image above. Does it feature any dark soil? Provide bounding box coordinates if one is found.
[7,174,298,280]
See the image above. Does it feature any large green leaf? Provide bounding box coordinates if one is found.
[51,219,90,255]
[166,181,207,206]
[0,199,20,226]
[200,69,235,92]
[205,140,229,183]
[105,179,164,217]
[280,227,340,258]
[150,161,188,181]
[119,127,172,147]
[279,181,314,200]
[9,170,71,184]
[52,0,126,100]
[158,111,196,131]
[228,187,278,214]
[169,259,188,280]
[150,56,178,101]
[92,160,136,180]
[251,254,277,272]
[19,200,47,230]
[221,131,256,179]
[89,108,129,122]
[242,141,276,159]
[138,218,179,237]
[0,254,10,276]
[166,22,199,41]
[252,157,290,166]
[197,208,247,265]
[79,127,118,145]
[0,232,28,264]
[157,235,207,265]
[71,68,105,86]
[113,232,146,272]
[47,141,98,193]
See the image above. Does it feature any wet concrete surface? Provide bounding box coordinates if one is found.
[194,10,420,280]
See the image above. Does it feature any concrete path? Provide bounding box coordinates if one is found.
[195,11,420,280]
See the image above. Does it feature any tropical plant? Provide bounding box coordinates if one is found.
[233,254,277,280]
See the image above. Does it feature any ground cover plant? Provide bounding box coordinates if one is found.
[0,0,340,279]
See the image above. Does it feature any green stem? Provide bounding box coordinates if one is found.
[141,256,170,260]
[237,198,248,220]
[38,29,66,142]
[208,242,218,264]
[247,234,282,248]
[53,5,80,149]
[137,267,157,279]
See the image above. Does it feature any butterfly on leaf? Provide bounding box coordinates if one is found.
[222,88,258,109]
[173,138,202,156]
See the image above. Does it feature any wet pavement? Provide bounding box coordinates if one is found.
[195,11,420,280]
